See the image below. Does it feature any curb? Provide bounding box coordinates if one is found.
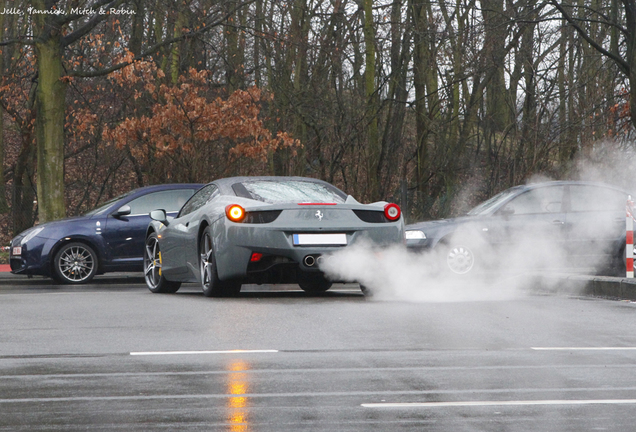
[531,273,636,301]
[0,264,10,273]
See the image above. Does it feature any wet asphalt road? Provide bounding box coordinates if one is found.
[1,274,636,431]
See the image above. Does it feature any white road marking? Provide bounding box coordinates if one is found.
[130,349,279,356]
[362,399,636,408]
[531,347,636,351]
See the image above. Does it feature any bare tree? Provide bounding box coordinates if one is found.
[551,0,636,129]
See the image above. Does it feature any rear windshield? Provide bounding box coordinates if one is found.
[232,180,346,204]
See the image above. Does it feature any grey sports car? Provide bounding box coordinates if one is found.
[144,176,405,296]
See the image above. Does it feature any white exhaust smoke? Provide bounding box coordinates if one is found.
[321,142,636,302]
[320,239,529,302]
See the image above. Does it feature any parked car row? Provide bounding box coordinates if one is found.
[9,176,404,295]
[9,179,631,294]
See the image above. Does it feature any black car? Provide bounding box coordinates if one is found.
[406,181,630,275]
[9,183,202,283]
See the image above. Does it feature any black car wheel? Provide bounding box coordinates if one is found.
[444,244,475,275]
[199,227,241,297]
[298,271,333,294]
[53,242,98,284]
[144,233,181,293]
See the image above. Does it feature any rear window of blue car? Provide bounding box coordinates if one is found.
[233,180,346,204]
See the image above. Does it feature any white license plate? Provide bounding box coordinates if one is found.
[12,246,21,256]
[293,233,347,246]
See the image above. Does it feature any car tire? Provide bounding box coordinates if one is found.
[442,243,476,275]
[199,227,242,297]
[144,232,181,293]
[53,242,98,284]
[298,271,332,294]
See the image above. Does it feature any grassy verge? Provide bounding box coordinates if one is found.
[0,250,8,264]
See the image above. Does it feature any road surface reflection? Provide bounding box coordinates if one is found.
[226,359,250,432]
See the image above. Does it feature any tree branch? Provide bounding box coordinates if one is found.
[60,0,127,47]
[0,37,36,47]
[69,1,255,78]
[550,0,630,74]
[55,0,123,26]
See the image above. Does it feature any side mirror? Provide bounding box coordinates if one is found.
[149,209,169,225]
[114,205,131,217]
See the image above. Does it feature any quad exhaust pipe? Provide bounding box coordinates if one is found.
[303,254,323,267]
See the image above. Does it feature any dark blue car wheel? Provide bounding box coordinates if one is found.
[144,233,181,293]
[53,242,98,284]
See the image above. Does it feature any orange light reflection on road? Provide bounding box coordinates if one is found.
[226,359,250,432]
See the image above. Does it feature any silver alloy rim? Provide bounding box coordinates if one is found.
[58,245,94,282]
[447,245,474,274]
[144,236,161,288]
[200,233,213,289]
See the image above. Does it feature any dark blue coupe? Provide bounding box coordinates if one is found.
[9,183,202,284]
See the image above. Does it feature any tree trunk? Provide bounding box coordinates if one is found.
[626,0,636,129]
[482,0,511,132]
[129,0,144,56]
[412,0,429,200]
[519,17,537,175]
[35,35,67,222]
[171,11,184,85]
[0,0,8,214]
[291,0,309,176]
[363,0,380,200]
[378,0,410,198]
[12,134,36,236]
[225,1,245,93]
[253,0,263,87]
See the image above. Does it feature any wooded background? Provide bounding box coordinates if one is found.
[0,0,634,243]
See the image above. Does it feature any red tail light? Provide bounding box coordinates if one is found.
[384,203,401,221]
[226,204,246,222]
